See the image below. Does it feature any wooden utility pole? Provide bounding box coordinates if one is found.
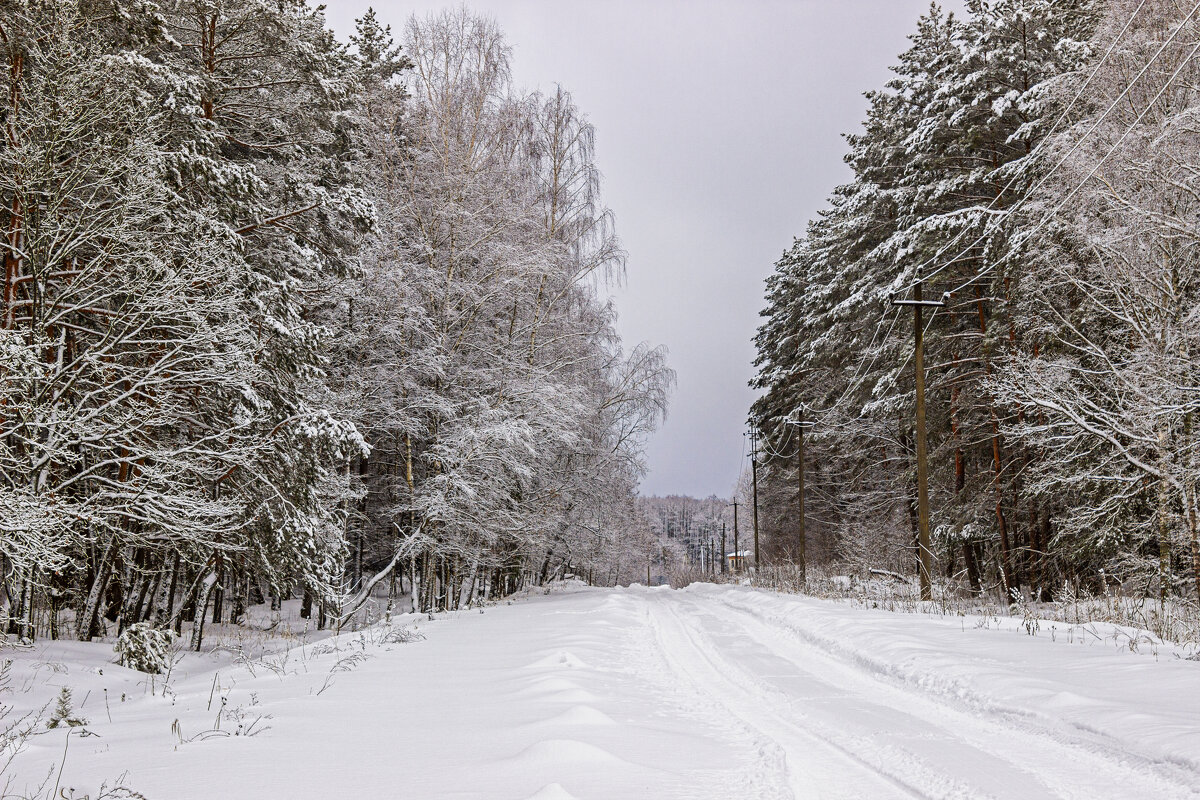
[730,502,740,573]
[786,412,810,580]
[720,522,728,574]
[749,429,761,571]
[891,273,947,602]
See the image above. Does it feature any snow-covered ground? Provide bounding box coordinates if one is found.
[4,583,1200,799]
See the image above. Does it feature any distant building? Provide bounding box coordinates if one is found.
[726,550,752,571]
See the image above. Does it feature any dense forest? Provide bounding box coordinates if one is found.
[6,0,1199,653]
[752,0,1200,604]
[0,1,673,646]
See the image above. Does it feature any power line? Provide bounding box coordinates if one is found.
[774,1,1186,449]
[778,298,904,433]
[948,28,1200,297]
[758,415,798,459]
[902,0,1190,296]
[870,4,1199,405]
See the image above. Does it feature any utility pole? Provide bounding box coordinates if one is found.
[786,411,811,581]
[749,429,761,572]
[730,501,740,573]
[891,272,947,602]
[720,521,727,574]
[700,525,710,575]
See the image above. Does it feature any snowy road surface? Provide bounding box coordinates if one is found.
[24,583,1200,799]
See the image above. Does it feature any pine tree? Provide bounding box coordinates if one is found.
[752,1,1102,590]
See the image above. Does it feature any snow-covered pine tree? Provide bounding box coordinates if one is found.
[147,0,374,642]
[0,1,266,641]
[752,0,1101,592]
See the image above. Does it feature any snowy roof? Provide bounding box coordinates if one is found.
[725,551,752,558]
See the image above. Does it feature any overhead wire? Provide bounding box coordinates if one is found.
[772,1,1185,450]
[896,0,1154,292]
[913,0,1200,293]
[948,20,1200,296]
[785,296,905,430]
[778,2,1156,432]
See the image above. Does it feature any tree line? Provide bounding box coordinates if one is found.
[0,1,672,646]
[752,0,1200,604]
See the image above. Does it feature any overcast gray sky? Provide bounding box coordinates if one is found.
[323,0,963,499]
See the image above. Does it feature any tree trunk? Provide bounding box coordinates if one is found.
[48,587,61,640]
[409,559,418,614]
[538,548,554,586]
[190,569,218,651]
[413,555,424,614]
[211,566,224,625]
[1027,501,1044,601]
[231,570,248,625]
[300,587,313,620]
[1185,482,1200,605]
[1157,428,1173,605]
[464,565,480,608]
[158,552,180,627]
[387,561,398,619]
[963,543,982,592]
[124,567,151,633]
[19,577,34,641]
[77,535,116,641]
[976,291,1015,597]
[168,558,215,634]
[137,568,161,624]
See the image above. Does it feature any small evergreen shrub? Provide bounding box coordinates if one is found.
[47,686,87,729]
[115,623,174,673]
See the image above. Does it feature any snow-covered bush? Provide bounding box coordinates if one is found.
[46,686,87,729]
[114,623,174,674]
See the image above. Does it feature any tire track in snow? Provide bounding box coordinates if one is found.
[703,589,1200,799]
[592,593,792,800]
[641,592,937,800]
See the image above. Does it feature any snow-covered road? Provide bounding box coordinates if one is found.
[29,584,1200,799]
